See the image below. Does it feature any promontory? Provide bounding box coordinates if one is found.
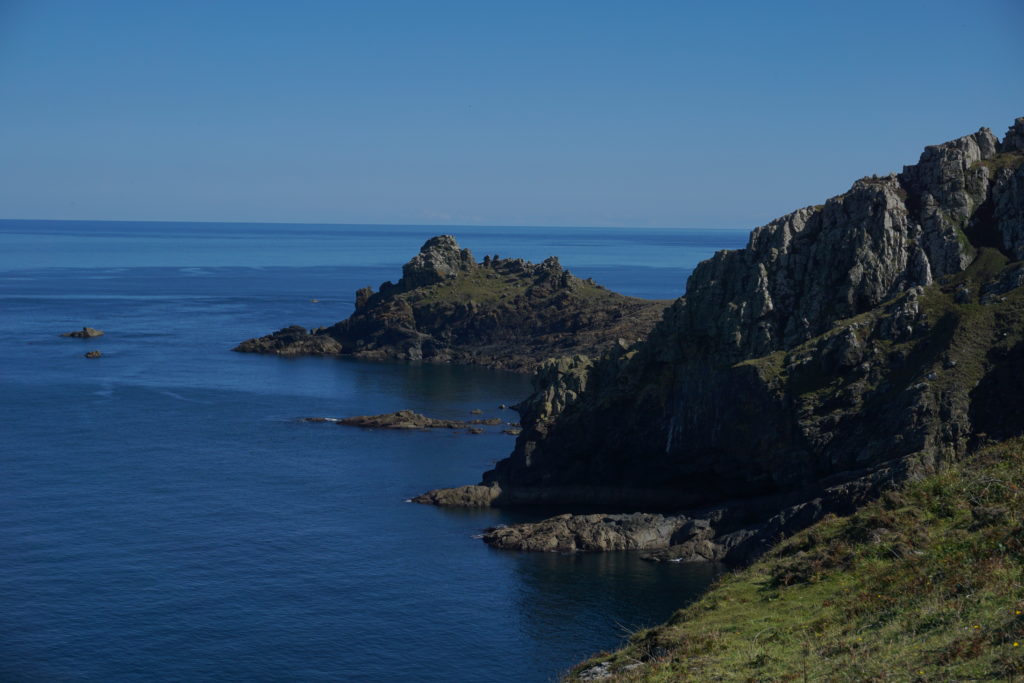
[234,235,669,372]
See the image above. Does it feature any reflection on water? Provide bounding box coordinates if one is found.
[512,551,724,671]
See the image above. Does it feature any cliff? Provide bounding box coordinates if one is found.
[234,235,669,373]
[418,117,1024,562]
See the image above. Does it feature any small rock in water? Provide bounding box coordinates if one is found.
[469,409,483,415]
[465,428,485,435]
[498,404,508,410]
[84,350,102,359]
[62,326,104,338]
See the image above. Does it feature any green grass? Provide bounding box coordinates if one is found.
[405,266,659,309]
[974,151,1024,175]
[567,438,1024,681]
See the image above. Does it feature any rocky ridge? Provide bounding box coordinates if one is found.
[235,235,669,373]
[418,117,1024,563]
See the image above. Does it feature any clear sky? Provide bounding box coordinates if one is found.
[0,0,1021,229]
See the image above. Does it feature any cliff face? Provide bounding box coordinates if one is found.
[474,118,1024,515]
[234,235,669,373]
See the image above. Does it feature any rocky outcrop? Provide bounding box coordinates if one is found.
[61,326,104,338]
[419,117,1024,563]
[484,513,688,552]
[235,325,342,356]
[235,236,669,373]
[83,350,102,359]
[307,409,505,431]
[411,484,503,507]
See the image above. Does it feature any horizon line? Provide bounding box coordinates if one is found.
[0,217,752,232]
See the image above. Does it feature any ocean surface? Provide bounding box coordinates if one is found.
[0,220,747,682]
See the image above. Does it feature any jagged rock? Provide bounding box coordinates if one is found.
[1002,117,1024,153]
[61,326,104,338]
[399,234,475,289]
[235,236,668,372]
[83,350,102,358]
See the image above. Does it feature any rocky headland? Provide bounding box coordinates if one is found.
[234,235,669,372]
[418,117,1024,565]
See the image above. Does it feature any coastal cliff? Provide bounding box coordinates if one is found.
[235,235,668,372]
[418,118,1024,564]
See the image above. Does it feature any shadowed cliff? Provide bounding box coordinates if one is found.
[418,117,1024,564]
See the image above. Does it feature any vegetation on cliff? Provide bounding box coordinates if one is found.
[235,235,668,372]
[569,437,1024,681]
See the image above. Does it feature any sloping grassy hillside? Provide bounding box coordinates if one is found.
[570,438,1024,681]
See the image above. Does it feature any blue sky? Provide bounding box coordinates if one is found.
[0,0,1021,228]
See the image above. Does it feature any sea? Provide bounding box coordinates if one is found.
[0,220,748,682]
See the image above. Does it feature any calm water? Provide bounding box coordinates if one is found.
[0,220,746,681]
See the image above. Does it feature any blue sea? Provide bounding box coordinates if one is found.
[0,220,747,682]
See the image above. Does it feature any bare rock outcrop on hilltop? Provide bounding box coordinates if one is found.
[417,117,1024,563]
[235,235,669,373]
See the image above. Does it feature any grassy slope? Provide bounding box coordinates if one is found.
[569,437,1024,681]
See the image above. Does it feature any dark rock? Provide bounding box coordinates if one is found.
[337,410,466,430]
[233,325,342,356]
[483,513,688,552]
[411,484,502,507]
[83,350,102,358]
[62,326,104,338]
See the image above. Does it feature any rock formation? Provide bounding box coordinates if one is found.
[61,326,104,338]
[301,409,506,432]
[235,235,669,372]
[418,117,1024,563]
